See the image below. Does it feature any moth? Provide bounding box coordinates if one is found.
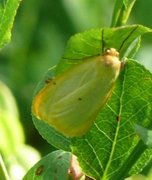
[32,48,122,137]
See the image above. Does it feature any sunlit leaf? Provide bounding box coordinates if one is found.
[0,80,24,157]
[0,0,21,48]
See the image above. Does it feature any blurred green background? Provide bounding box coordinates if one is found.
[0,0,152,155]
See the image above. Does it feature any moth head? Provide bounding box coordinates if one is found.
[104,48,119,58]
[100,48,121,77]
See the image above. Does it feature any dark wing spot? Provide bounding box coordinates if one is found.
[45,78,52,84]
[78,97,82,101]
[45,77,56,85]
[53,81,56,85]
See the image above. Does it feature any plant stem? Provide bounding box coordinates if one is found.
[113,140,147,180]
[111,0,136,27]
[0,154,10,180]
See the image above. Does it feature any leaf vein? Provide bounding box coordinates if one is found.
[85,138,104,172]
[94,122,113,142]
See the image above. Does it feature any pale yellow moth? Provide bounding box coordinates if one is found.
[32,48,121,137]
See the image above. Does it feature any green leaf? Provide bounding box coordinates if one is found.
[0,80,25,157]
[32,25,152,151]
[33,116,71,151]
[124,37,141,58]
[71,60,152,180]
[23,150,71,180]
[0,0,21,48]
[55,25,151,74]
[135,124,152,148]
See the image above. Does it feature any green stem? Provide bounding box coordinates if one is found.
[114,140,147,180]
[0,154,10,180]
[111,0,136,27]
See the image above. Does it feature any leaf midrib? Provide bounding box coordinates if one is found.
[102,66,126,180]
